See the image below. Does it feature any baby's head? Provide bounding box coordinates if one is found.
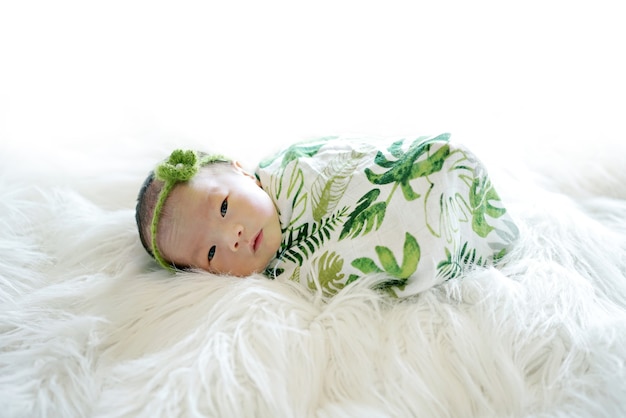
[136,150,281,276]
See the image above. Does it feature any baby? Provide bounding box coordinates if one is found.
[136,134,518,297]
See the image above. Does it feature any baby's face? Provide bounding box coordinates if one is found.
[158,162,281,276]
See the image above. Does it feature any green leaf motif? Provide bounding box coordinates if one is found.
[469,174,507,238]
[287,165,305,198]
[351,232,420,280]
[365,134,451,201]
[258,141,326,170]
[339,189,386,240]
[437,242,487,281]
[307,251,346,296]
[286,166,308,227]
[279,207,348,266]
[261,141,326,202]
[312,150,365,222]
[265,265,284,278]
[289,265,301,283]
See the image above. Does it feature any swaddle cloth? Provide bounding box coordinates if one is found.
[256,134,518,297]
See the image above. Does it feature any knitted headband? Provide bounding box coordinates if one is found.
[151,149,228,271]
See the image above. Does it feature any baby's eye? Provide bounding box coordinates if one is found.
[208,245,216,262]
[220,198,228,217]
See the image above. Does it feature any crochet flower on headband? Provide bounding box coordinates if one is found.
[156,149,200,183]
[150,149,228,271]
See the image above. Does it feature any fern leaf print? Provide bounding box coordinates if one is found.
[311,150,365,222]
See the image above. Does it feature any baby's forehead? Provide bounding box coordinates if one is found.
[188,164,232,187]
[161,183,207,236]
[195,161,235,179]
[171,166,226,201]
[167,161,238,209]
[160,168,227,241]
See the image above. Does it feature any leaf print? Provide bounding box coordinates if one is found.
[307,251,346,295]
[279,207,348,266]
[365,135,451,201]
[287,164,305,198]
[341,137,452,242]
[375,233,420,278]
[347,274,360,285]
[376,140,405,165]
[261,141,325,201]
[351,232,420,280]
[289,265,301,283]
[351,257,382,275]
[258,141,326,170]
[289,192,308,229]
[286,165,308,227]
[423,145,509,242]
[265,170,282,202]
[339,189,386,240]
[311,150,365,222]
[492,246,509,264]
[268,266,284,278]
[359,202,386,237]
[493,219,520,251]
[469,174,507,238]
[436,242,486,281]
[429,189,472,244]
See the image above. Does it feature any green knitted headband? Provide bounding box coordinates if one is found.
[151,149,228,271]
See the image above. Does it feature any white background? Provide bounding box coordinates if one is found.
[1,0,624,162]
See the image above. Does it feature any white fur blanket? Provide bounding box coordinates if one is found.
[1,135,625,418]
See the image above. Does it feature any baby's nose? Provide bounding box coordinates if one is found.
[230,224,244,251]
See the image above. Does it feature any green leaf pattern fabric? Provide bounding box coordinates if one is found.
[256,134,518,297]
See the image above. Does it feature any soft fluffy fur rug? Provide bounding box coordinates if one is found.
[1,136,625,418]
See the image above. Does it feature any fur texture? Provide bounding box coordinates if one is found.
[1,137,625,418]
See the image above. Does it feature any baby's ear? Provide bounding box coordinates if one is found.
[232,161,257,181]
